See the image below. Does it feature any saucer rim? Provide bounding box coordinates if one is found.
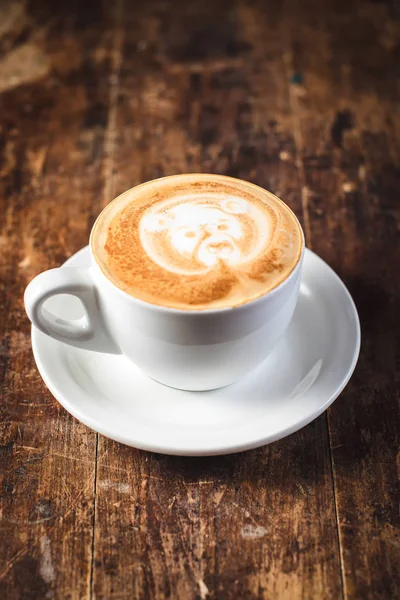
[31,246,361,456]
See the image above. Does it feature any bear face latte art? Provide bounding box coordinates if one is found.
[92,174,303,310]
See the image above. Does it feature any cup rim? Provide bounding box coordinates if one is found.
[90,174,305,315]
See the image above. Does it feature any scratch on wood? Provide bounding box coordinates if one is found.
[16,445,41,452]
[98,480,130,494]
[0,44,50,93]
[0,422,20,447]
[241,525,268,539]
[167,57,244,74]
[18,256,31,268]
[46,452,94,466]
[40,535,55,586]
[26,146,49,182]
[198,578,210,599]
[297,483,306,497]
[0,546,27,581]
[213,488,226,507]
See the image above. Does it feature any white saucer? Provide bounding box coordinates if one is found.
[31,247,360,456]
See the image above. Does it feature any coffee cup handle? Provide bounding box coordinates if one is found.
[24,267,120,354]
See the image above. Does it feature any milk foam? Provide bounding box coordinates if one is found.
[92,174,303,310]
[139,194,270,275]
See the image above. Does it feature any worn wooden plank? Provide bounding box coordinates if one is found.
[1,0,398,598]
[91,1,342,598]
[95,425,340,600]
[283,0,400,598]
[0,1,119,598]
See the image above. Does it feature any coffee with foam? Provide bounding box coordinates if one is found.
[92,175,303,310]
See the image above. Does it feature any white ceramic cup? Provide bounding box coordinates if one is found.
[25,182,305,391]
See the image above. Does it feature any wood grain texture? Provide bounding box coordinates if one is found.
[283,1,400,598]
[0,1,118,598]
[0,0,399,598]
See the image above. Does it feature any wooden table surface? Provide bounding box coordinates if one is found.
[1,0,399,598]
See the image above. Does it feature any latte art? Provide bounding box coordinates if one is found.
[139,194,270,275]
[92,175,303,310]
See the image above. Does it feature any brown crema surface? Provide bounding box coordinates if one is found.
[92,174,303,309]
